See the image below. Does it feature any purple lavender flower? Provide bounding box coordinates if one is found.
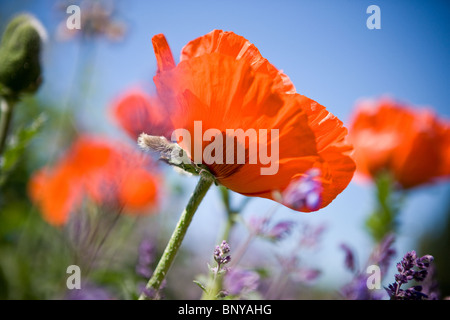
[282,168,322,211]
[247,215,295,242]
[223,268,260,296]
[386,251,435,300]
[266,221,295,241]
[136,238,156,278]
[213,240,231,273]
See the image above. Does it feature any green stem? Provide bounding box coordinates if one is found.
[0,97,15,156]
[217,186,235,242]
[366,171,402,242]
[139,174,213,300]
[202,270,225,300]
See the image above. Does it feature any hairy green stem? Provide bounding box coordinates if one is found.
[139,174,213,300]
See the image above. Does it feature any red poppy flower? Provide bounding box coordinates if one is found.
[29,136,160,225]
[348,97,450,188]
[115,30,355,212]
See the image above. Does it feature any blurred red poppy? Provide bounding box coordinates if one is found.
[29,136,160,225]
[348,98,450,188]
[112,88,173,140]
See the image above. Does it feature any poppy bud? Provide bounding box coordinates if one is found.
[0,14,47,97]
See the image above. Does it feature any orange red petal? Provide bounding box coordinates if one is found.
[152,33,176,73]
[180,30,296,94]
[112,89,172,139]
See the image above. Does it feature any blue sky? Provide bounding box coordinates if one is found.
[1,0,450,291]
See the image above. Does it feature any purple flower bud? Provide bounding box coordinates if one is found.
[221,240,231,254]
[416,255,433,269]
[222,255,231,265]
[401,251,417,271]
[395,273,407,284]
[413,270,428,282]
[214,246,221,259]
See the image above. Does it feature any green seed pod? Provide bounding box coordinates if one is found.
[0,14,47,98]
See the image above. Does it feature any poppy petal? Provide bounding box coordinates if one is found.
[112,89,172,139]
[152,33,176,72]
[180,30,296,94]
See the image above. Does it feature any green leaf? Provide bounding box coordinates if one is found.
[193,280,207,293]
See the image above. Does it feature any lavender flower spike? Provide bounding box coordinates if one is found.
[212,240,231,273]
[386,251,435,300]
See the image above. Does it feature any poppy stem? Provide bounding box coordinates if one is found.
[366,171,403,242]
[139,173,213,300]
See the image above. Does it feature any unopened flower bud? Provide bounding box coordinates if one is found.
[0,14,47,97]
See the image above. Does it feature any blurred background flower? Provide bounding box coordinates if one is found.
[29,135,160,225]
[348,97,450,189]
